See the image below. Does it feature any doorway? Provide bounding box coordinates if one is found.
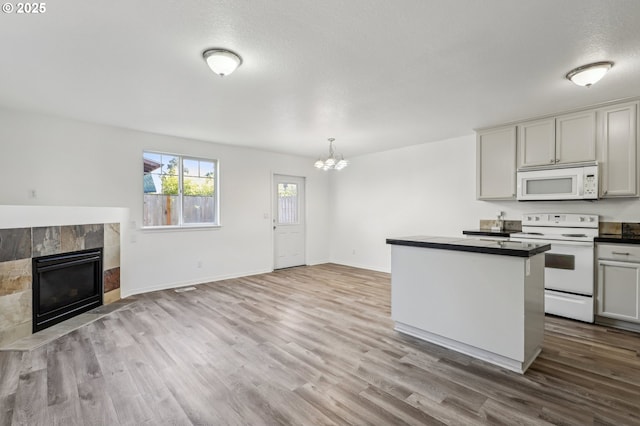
[273,174,305,269]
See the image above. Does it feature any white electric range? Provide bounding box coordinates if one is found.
[510,213,598,322]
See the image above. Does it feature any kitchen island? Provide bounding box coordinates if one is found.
[386,236,551,373]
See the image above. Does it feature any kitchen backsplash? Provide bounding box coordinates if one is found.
[478,219,640,235]
[479,220,522,232]
[600,222,640,236]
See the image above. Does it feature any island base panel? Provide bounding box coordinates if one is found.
[395,322,542,374]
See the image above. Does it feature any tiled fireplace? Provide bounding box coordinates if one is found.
[0,223,121,346]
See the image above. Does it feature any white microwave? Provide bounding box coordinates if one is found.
[516,162,598,201]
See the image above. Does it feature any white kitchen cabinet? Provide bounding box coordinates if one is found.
[598,261,640,322]
[518,112,596,168]
[476,98,639,202]
[518,118,555,168]
[476,126,516,200]
[597,101,639,198]
[597,244,640,323]
[556,110,596,164]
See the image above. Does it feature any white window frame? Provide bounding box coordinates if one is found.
[142,151,220,229]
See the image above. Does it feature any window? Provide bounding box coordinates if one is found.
[277,183,299,224]
[143,151,219,227]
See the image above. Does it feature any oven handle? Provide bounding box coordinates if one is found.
[510,238,594,247]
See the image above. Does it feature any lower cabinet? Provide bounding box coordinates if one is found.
[597,257,640,323]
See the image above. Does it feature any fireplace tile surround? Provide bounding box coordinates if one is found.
[0,223,120,347]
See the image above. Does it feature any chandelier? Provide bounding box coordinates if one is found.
[314,138,349,171]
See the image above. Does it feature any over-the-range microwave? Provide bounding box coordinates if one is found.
[516,162,598,201]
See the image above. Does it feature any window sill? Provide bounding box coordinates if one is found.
[141,224,221,232]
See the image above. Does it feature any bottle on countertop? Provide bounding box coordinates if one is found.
[491,211,504,232]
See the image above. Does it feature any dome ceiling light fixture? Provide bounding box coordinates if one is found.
[314,138,348,171]
[202,48,243,77]
[565,61,614,87]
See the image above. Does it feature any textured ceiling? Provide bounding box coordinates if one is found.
[1,0,639,158]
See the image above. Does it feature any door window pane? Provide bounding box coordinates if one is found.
[278,183,298,224]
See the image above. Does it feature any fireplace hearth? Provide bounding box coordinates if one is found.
[32,248,103,332]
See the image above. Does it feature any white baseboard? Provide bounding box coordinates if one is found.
[121,268,272,298]
[306,258,330,266]
[329,259,390,273]
[121,262,388,299]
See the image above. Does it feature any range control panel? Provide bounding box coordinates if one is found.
[522,213,599,228]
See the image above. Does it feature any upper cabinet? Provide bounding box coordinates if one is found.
[597,101,639,198]
[556,110,597,164]
[517,112,596,168]
[476,126,517,200]
[477,97,639,201]
[518,118,555,167]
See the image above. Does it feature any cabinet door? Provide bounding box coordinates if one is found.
[598,102,638,197]
[597,260,640,322]
[476,126,516,200]
[555,110,596,164]
[517,118,555,168]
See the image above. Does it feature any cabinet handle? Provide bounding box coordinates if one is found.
[549,159,554,163]
[604,190,608,195]
[612,251,631,256]
[555,158,560,163]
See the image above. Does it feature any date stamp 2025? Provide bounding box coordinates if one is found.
[2,2,46,14]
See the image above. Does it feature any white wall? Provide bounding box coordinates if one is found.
[329,134,640,272]
[0,107,330,297]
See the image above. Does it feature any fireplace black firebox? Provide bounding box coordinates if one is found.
[32,248,103,332]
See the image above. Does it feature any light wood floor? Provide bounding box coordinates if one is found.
[1,264,639,425]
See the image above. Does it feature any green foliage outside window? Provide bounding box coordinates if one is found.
[160,158,215,196]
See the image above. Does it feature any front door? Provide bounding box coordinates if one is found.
[273,174,305,269]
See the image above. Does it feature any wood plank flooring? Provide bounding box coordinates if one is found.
[1,263,639,425]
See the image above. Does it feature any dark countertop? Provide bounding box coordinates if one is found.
[462,229,514,238]
[386,236,551,258]
[595,234,640,245]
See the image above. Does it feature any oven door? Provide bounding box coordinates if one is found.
[544,241,594,295]
[511,238,594,295]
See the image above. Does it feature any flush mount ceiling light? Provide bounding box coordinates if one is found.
[202,48,242,77]
[314,138,349,171]
[565,61,613,87]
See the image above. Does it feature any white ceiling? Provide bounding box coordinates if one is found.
[1,0,639,158]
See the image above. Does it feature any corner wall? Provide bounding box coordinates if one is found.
[329,134,640,272]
